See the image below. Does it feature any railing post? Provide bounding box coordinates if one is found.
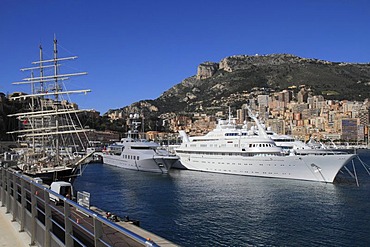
[30,184,37,246]
[11,172,17,222]
[64,199,73,246]
[44,189,51,247]
[93,214,104,247]
[6,169,11,213]
[1,168,5,207]
[19,177,26,232]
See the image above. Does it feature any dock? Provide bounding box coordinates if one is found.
[0,167,179,247]
[89,206,176,246]
[0,205,30,246]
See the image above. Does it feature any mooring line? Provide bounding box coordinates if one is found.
[352,160,359,187]
[357,156,370,176]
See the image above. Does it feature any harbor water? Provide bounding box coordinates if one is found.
[74,152,370,246]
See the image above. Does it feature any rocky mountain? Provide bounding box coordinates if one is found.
[108,53,370,119]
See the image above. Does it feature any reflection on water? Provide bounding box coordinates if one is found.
[74,156,370,246]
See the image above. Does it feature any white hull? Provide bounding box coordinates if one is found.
[101,153,178,174]
[175,106,358,183]
[177,152,356,182]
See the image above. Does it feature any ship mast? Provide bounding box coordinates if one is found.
[8,36,92,167]
[245,105,269,139]
[30,70,36,153]
[53,36,60,166]
[39,44,45,154]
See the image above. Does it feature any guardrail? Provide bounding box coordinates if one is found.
[0,167,159,247]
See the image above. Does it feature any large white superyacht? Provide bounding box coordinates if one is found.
[175,108,357,183]
[101,114,179,173]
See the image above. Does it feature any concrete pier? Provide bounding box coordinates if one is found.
[90,206,178,247]
[0,206,30,247]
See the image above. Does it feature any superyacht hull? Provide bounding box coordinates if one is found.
[177,152,356,183]
[102,154,178,174]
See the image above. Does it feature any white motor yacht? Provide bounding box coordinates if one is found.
[175,107,356,183]
[101,114,179,173]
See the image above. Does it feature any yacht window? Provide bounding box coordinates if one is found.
[131,146,152,150]
[225,133,239,136]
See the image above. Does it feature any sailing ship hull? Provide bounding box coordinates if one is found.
[19,165,83,185]
[101,153,178,173]
[176,152,356,183]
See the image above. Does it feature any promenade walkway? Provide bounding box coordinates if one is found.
[0,206,30,247]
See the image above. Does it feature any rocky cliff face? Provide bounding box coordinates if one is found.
[219,54,334,72]
[196,62,219,79]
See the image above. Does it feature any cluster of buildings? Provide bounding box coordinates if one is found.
[163,87,370,144]
[4,87,369,145]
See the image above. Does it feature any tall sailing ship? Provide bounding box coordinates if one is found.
[6,37,94,184]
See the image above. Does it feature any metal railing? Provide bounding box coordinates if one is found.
[0,167,159,247]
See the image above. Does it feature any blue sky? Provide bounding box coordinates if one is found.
[1,0,369,114]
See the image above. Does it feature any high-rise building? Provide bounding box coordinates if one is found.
[358,108,370,126]
[297,88,308,103]
[340,118,358,141]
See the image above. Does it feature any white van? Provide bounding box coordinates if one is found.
[50,181,74,204]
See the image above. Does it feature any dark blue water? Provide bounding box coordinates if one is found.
[74,153,370,246]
